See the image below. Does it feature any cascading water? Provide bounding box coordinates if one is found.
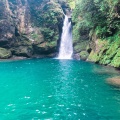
[58,15,73,59]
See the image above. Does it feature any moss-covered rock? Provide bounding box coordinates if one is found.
[87,50,99,63]
[97,40,120,65]
[33,41,57,55]
[0,48,12,59]
[0,0,66,58]
[12,46,33,57]
[79,51,89,60]
[87,37,120,68]
[72,0,120,69]
[74,41,89,53]
[110,48,120,68]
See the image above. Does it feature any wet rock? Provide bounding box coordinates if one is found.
[107,77,120,87]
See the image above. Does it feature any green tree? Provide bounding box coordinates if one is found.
[72,0,120,40]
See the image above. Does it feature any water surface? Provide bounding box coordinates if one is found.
[0,59,120,120]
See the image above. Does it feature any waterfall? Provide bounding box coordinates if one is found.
[58,15,73,59]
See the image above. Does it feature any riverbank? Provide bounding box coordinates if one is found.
[0,54,57,62]
[72,0,120,69]
[0,52,120,70]
[73,37,120,70]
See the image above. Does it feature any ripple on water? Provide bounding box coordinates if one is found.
[42,111,47,114]
[0,59,120,119]
[57,104,64,107]
[24,96,30,99]
[11,109,16,111]
[48,95,53,98]
[7,104,15,107]
[48,107,52,109]
[73,112,77,115]
[54,113,60,116]
[35,110,40,114]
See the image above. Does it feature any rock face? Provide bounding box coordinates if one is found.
[0,0,67,59]
[87,36,120,68]
[69,0,120,69]
[72,0,120,69]
[72,31,120,69]
[73,30,120,69]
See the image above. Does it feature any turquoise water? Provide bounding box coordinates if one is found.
[0,59,120,120]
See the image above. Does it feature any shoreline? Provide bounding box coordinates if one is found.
[0,55,120,72]
[0,54,56,62]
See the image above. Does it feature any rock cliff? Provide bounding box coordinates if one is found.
[0,0,68,58]
[72,0,120,69]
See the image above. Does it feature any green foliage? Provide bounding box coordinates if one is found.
[8,0,17,5]
[66,0,75,9]
[72,0,120,40]
[79,51,89,60]
[107,31,120,42]
[31,33,39,40]
[41,28,55,42]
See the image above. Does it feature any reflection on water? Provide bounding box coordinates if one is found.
[51,60,78,118]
